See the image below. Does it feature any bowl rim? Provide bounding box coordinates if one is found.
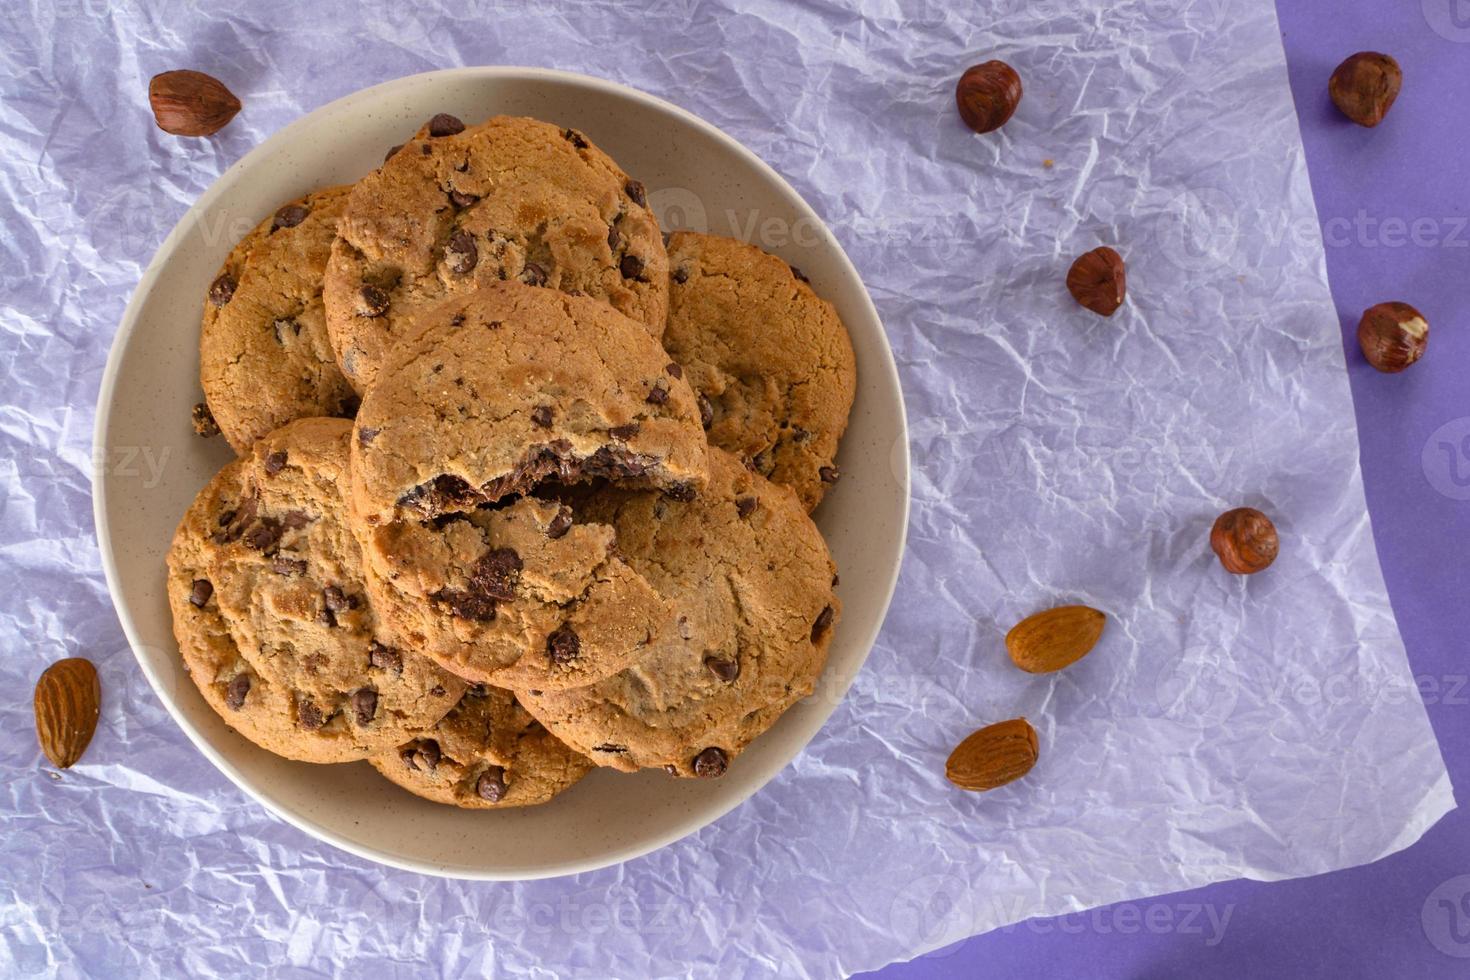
[93,65,910,880]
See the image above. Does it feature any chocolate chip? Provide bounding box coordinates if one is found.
[645,385,668,406]
[593,743,628,753]
[225,674,250,710]
[431,685,446,696]
[705,656,740,682]
[546,625,580,665]
[625,179,646,207]
[297,699,325,730]
[562,128,589,149]
[323,586,354,611]
[698,394,714,430]
[368,641,402,672]
[272,318,300,344]
[272,204,309,231]
[428,113,465,137]
[191,402,219,437]
[664,482,696,503]
[663,764,679,776]
[397,474,476,517]
[188,579,213,607]
[607,225,622,252]
[790,264,810,283]
[790,425,811,444]
[471,547,523,601]
[735,497,758,519]
[208,274,235,307]
[521,261,547,286]
[404,739,441,771]
[619,254,645,280]
[271,555,307,576]
[432,587,497,621]
[318,607,336,628]
[358,284,390,318]
[819,465,841,484]
[476,766,508,802]
[672,267,689,284]
[282,510,311,529]
[609,422,640,441]
[749,450,771,475]
[421,143,432,156]
[263,450,287,475]
[445,229,478,275]
[531,405,553,428]
[665,362,683,379]
[832,573,840,587]
[811,605,834,642]
[547,505,574,539]
[351,688,378,725]
[448,189,479,209]
[357,427,379,448]
[383,143,404,164]
[693,747,728,778]
[242,518,283,552]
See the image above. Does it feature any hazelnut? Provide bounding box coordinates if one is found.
[955,61,1023,134]
[1066,247,1126,316]
[148,70,241,137]
[1357,302,1428,373]
[1329,52,1401,128]
[1210,507,1279,575]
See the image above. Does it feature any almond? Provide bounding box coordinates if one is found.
[148,70,241,137]
[34,658,101,769]
[1005,604,1106,673]
[946,717,1038,791]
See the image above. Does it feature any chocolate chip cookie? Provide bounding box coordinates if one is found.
[324,113,667,393]
[357,494,674,690]
[371,686,592,808]
[348,280,708,528]
[664,232,857,511]
[517,448,840,778]
[166,417,465,762]
[200,186,358,453]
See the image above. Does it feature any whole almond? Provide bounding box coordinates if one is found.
[1005,604,1106,673]
[148,70,241,137]
[946,717,1039,791]
[34,658,101,769]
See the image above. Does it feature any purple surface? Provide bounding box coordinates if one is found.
[870,1,1470,977]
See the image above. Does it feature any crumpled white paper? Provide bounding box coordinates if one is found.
[0,0,1452,976]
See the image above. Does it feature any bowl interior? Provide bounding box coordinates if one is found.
[96,67,908,879]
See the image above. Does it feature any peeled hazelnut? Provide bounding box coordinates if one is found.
[1358,301,1428,373]
[149,70,241,137]
[955,61,1023,134]
[1066,246,1126,316]
[1329,52,1401,128]
[1210,507,1278,575]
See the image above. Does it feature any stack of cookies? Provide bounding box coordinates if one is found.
[168,112,857,809]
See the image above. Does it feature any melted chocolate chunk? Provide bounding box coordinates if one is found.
[698,394,714,429]
[445,230,478,275]
[403,739,440,771]
[546,625,580,665]
[476,766,508,802]
[665,362,683,379]
[358,427,379,447]
[608,422,640,442]
[358,284,390,317]
[546,505,574,539]
[704,656,740,683]
[351,688,378,725]
[225,673,250,710]
[819,465,840,485]
[191,402,219,437]
[531,405,553,428]
[297,699,326,731]
[692,747,728,778]
[271,555,307,576]
[188,579,213,608]
[471,547,523,601]
[619,254,645,280]
[735,496,758,519]
[208,274,235,307]
[242,518,283,552]
[811,605,834,641]
[521,262,548,287]
[368,641,403,672]
[624,179,646,207]
[432,587,498,622]
[562,128,589,149]
[263,450,287,475]
[646,384,668,406]
[427,113,465,137]
[272,204,309,231]
[448,189,479,209]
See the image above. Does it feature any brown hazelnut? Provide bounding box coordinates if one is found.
[1329,52,1401,128]
[1358,301,1428,373]
[955,61,1022,134]
[1066,247,1126,316]
[1210,507,1279,575]
[148,70,241,137]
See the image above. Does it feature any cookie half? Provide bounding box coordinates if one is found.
[166,418,466,763]
[324,113,667,392]
[348,281,708,527]
[357,495,674,689]
[200,187,358,453]
[370,686,592,808]
[517,448,840,778]
[665,232,856,511]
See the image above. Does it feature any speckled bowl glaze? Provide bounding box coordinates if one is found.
[95,67,909,880]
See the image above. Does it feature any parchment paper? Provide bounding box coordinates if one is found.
[0,0,1452,976]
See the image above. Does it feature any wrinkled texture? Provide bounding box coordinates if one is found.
[0,2,1453,979]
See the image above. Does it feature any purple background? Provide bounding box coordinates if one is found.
[870,1,1470,976]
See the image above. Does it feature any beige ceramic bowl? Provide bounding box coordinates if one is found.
[95,67,909,879]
